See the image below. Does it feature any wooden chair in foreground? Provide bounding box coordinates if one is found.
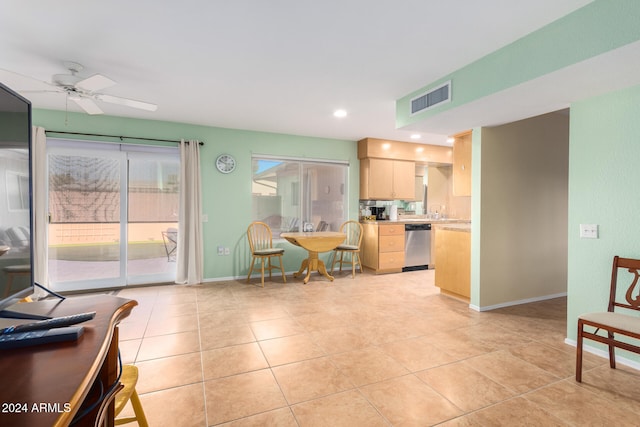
[95,365,148,427]
[114,365,149,426]
[576,255,640,382]
[330,220,363,278]
[247,221,286,287]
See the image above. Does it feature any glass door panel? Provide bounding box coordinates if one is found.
[127,154,179,284]
[48,150,125,291]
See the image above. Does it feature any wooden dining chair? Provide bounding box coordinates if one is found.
[114,365,149,426]
[576,255,640,382]
[94,365,148,427]
[330,220,363,278]
[247,221,286,287]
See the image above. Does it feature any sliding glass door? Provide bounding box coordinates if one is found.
[47,140,179,292]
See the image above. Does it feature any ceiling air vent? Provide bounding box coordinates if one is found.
[410,80,451,115]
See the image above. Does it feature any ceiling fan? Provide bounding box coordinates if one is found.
[18,61,158,115]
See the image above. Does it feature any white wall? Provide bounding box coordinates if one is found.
[472,111,569,309]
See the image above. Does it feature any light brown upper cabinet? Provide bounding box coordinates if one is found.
[358,138,451,201]
[360,158,416,200]
[452,131,472,197]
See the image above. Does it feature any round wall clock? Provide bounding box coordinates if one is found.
[215,154,236,174]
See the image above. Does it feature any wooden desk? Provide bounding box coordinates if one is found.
[281,232,345,283]
[0,294,137,427]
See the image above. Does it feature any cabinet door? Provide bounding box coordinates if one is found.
[379,252,404,269]
[379,235,404,252]
[366,158,394,199]
[392,160,416,200]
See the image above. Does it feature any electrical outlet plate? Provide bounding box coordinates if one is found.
[217,246,224,255]
[579,224,598,239]
[224,247,230,255]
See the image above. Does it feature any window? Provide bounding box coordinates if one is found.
[251,156,348,237]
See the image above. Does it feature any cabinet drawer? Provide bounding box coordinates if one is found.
[379,235,404,252]
[379,224,404,236]
[379,251,404,269]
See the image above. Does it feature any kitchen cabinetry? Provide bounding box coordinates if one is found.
[452,131,472,197]
[434,226,470,299]
[360,158,415,200]
[361,222,405,273]
[358,138,452,164]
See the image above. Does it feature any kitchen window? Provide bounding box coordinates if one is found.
[251,156,348,237]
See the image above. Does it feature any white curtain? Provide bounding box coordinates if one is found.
[176,139,203,284]
[31,126,48,297]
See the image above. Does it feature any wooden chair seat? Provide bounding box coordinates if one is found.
[253,248,285,256]
[579,312,640,334]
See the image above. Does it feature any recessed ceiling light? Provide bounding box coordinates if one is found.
[333,109,347,118]
[410,134,421,139]
[446,137,455,143]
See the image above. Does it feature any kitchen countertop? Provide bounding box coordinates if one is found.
[360,217,470,226]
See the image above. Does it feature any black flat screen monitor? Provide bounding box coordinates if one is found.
[0,82,33,312]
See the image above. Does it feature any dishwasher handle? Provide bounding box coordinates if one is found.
[404,223,431,231]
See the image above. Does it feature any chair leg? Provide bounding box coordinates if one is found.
[576,321,584,382]
[278,255,286,283]
[329,250,337,274]
[608,331,616,369]
[130,389,149,427]
[260,257,265,288]
[339,251,345,273]
[247,257,257,283]
[351,252,356,278]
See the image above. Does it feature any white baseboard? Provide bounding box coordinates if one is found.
[469,292,567,312]
[201,271,298,284]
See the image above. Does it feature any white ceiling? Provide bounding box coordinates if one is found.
[0,0,607,145]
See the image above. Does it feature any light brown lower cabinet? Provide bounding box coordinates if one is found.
[434,228,470,299]
[361,223,405,273]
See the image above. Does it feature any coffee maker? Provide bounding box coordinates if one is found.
[370,206,386,220]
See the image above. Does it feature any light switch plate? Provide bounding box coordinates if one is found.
[579,224,598,239]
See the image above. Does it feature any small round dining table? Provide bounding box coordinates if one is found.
[280,231,345,284]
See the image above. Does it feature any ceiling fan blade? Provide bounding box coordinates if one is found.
[0,68,61,92]
[75,74,116,92]
[96,94,158,112]
[19,89,64,94]
[71,97,103,115]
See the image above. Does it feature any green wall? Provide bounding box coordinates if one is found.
[396,0,640,129]
[567,84,640,364]
[33,109,359,281]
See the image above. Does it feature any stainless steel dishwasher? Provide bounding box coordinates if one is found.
[403,223,431,271]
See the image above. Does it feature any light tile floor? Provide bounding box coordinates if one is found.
[112,269,640,426]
